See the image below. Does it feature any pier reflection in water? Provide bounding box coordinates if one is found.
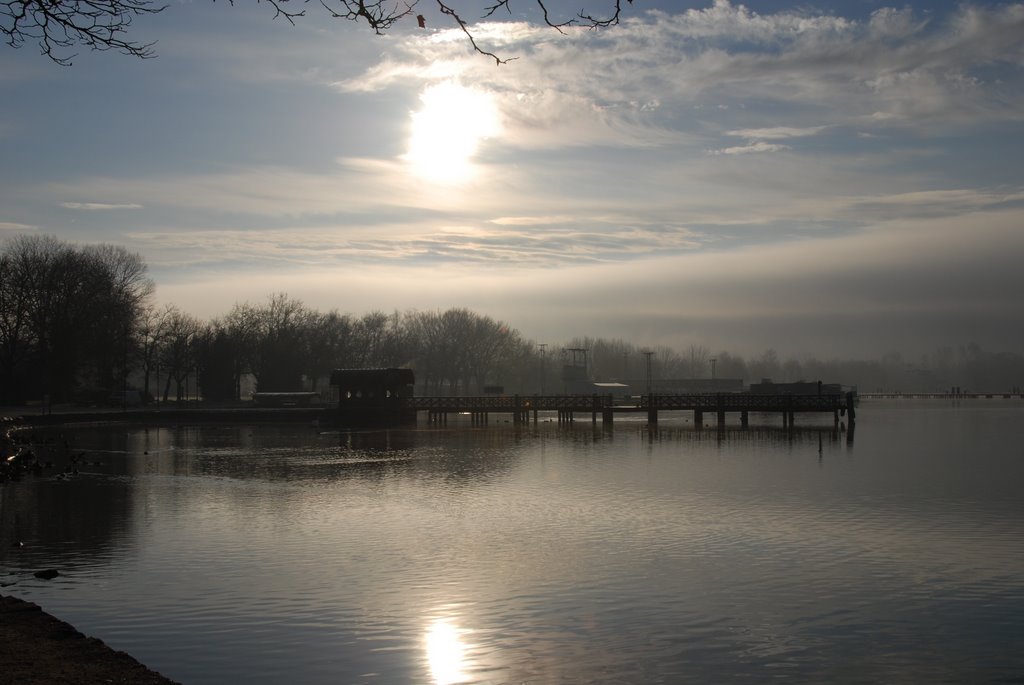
[1,401,1022,684]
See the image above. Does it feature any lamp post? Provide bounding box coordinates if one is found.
[539,343,547,395]
[710,358,717,380]
[643,350,654,395]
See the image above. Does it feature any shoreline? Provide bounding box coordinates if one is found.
[0,594,180,685]
[2,406,325,427]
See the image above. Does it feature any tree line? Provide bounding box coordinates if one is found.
[2,235,1021,406]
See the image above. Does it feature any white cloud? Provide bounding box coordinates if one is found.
[867,7,925,39]
[726,126,825,139]
[128,218,704,271]
[716,141,789,155]
[339,1,1024,154]
[489,216,576,226]
[60,202,143,210]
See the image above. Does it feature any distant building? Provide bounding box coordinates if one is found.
[622,378,745,395]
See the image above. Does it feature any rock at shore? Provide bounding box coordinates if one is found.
[0,594,181,684]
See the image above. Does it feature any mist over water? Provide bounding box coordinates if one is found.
[2,401,1023,683]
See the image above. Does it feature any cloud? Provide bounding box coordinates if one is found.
[151,207,1024,357]
[60,202,143,210]
[489,216,577,226]
[0,222,37,231]
[128,218,704,271]
[47,164,427,218]
[715,141,789,155]
[726,127,826,140]
[338,1,1024,156]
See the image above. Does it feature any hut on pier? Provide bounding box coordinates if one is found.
[325,368,416,426]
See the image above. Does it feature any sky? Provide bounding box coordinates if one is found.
[3,0,1024,358]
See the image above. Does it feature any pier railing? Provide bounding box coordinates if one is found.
[409,395,607,412]
[406,392,855,427]
[641,393,847,412]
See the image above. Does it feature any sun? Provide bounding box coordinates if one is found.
[405,82,501,185]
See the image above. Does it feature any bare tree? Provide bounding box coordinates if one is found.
[712,350,748,383]
[157,305,201,402]
[748,348,781,384]
[682,344,709,379]
[4,0,634,65]
[0,252,33,402]
[304,309,357,391]
[0,235,154,403]
[78,243,154,394]
[137,304,168,402]
[245,292,310,392]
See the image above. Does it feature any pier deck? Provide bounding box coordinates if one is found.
[408,392,856,428]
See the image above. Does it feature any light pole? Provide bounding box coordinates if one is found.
[710,358,717,380]
[643,350,654,395]
[539,343,547,395]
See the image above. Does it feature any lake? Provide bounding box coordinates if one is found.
[2,401,1023,683]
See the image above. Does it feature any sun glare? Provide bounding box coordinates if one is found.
[405,82,501,185]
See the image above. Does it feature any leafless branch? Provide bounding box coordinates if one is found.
[318,0,414,33]
[2,0,165,65]
[434,0,627,63]
[577,0,629,29]
[481,0,509,19]
[435,0,511,64]
[222,0,307,26]
[534,0,573,32]
[3,0,632,66]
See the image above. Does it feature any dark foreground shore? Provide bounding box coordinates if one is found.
[0,595,180,684]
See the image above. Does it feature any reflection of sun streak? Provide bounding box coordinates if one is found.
[425,619,468,684]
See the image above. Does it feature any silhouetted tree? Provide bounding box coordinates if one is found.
[137,305,166,402]
[0,252,33,402]
[195,324,241,402]
[406,308,520,394]
[408,309,456,394]
[567,336,632,382]
[245,293,310,392]
[748,348,781,384]
[0,235,153,403]
[76,243,154,395]
[712,351,748,382]
[215,303,262,399]
[678,344,708,379]
[157,305,201,402]
[303,309,358,391]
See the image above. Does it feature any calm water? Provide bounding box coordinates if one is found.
[2,401,1023,684]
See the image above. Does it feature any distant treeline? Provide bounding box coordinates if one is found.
[2,235,1022,405]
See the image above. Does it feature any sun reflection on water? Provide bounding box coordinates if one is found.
[424,618,469,684]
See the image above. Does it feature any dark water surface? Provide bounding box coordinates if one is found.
[2,401,1023,683]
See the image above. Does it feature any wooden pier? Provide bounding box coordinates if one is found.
[858,392,1023,400]
[409,392,856,428]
